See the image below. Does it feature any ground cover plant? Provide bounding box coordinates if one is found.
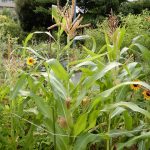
[0,0,150,150]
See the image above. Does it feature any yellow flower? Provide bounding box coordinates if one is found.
[26,57,36,66]
[142,90,150,100]
[130,80,141,91]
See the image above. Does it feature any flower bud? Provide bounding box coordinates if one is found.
[57,116,68,128]
[82,96,90,106]
[65,97,71,109]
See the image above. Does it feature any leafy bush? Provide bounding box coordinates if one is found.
[84,10,150,52]
[119,1,150,15]
[120,10,150,49]
[0,15,25,42]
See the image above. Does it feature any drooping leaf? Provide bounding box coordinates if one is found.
[117,132,150,150]
[102,101,150,119]
[99,81,150,98]
[73,133,101,150]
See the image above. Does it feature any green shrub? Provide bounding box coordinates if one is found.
[0,15,26,43]
[119,1,150,15]
[84,10,150,51]
[120,10,150,49]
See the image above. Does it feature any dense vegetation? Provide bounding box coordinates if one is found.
[15,0,150,31]
[0,0,150,149]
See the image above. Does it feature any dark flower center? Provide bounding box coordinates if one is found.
[146,91,150,96]
[133,84,138,87]
[29,59,33,63]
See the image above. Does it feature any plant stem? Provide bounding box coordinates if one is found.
[67,36,70,97]
[107,114,111,150]
[57,27,61,60]
[52,107,56,150]
[10,101,17,149]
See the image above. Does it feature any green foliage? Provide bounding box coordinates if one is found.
[15,0,67,31]
[1,24,149,149]
[0,2,150,149]
[84,10,150,53]
[15,0,128,31]
[120,10,150,49]
[0,15,25,42]
[0,8,17,21]
[119,1,150,15]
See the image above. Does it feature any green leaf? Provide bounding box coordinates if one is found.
[111,107,126,119]
[86,110,99,131]
[23,33,34,57]
[123,111,133,130]
[69,52,108,66]
[41,72,67,99]
[73,133,101,150]
[99,81,150,98]
[30,93,52,119]
[22,47,45,60]
[102,102,150,119]
[74,35,96,52]
[118,132,150,150]
[46,59,69,81]
[10,74,27,100]
[133,43,150,64]
[23,33,33,48]
[83,62,122,89]
[73,113,88,136]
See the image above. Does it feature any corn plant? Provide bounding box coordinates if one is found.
[6,23,150,150]
[1,2,150,150]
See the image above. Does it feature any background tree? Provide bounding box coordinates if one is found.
[119,0,150,15]
[15,0,149,31]
[15,0,67,31]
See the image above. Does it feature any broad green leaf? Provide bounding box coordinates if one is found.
[71,61,96,72]
[10,74,27,99]
[102,101,150,119]
[75,62,122,107]
[51,5,62,24]
[50,74,67,99]
[74,35,96,52]
[115,86,129,102]
[30,93,52,119]
[120,47,129,56]
[69,52,108,66]
[86,110,99,131]
[83,62,122,89]
[100,81,150,98]
[23,33,33,47]
[73,113,88,136]
[22,47,45,60]
[108,129,134,138]
[118,132,150,150]
[123,111,133,130]
[82,45,97,57]
[111,107,126,119]
[133,43,150,64]
[23,107,38,115]
[46,59,69,81]
[41,71,67,99]
[22,33,34,57]
[73,133,101,150]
